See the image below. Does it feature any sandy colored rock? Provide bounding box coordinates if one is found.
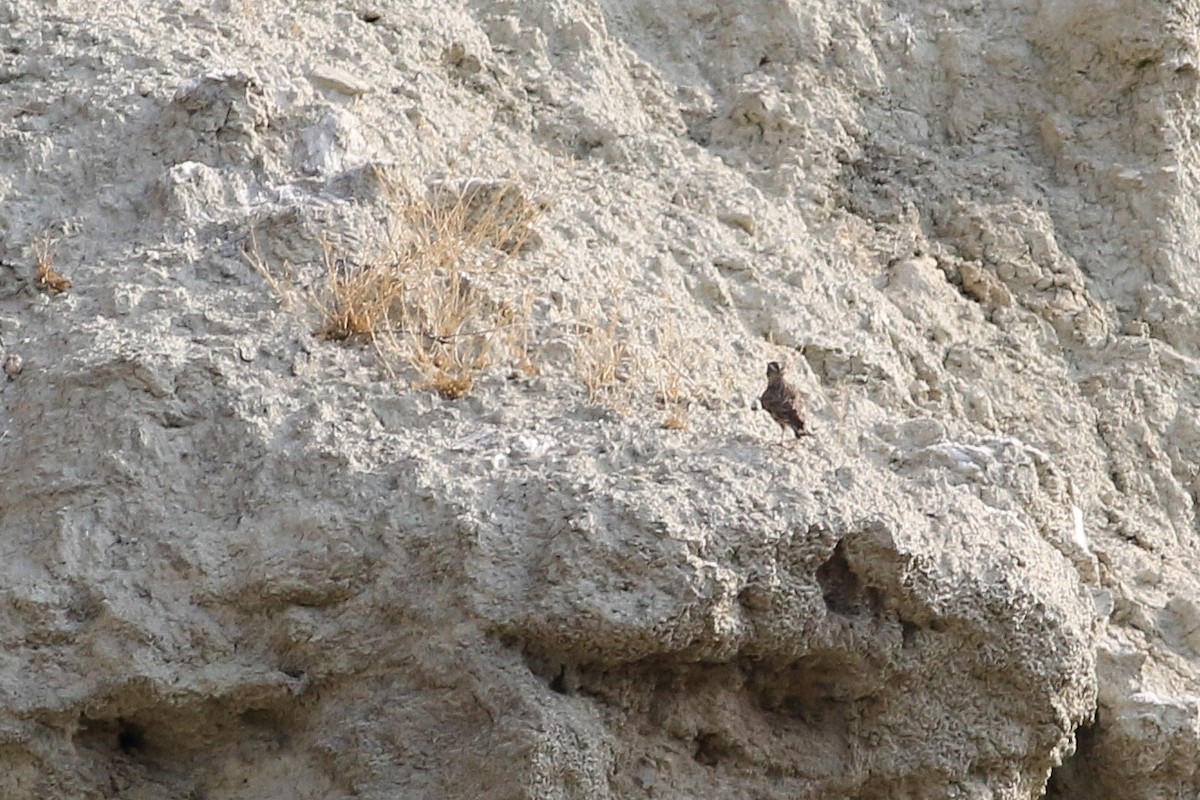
[1,0,1199,798]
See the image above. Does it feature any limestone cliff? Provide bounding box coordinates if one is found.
[0,0,1197,798]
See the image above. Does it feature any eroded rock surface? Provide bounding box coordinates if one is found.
[1,0,1198,798]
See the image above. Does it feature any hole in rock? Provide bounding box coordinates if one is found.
[693,732,731,767]
[816,539,880,615]
[519,649,574,696]
[549,665,568,695]
[77,715,150,758]
[117,719,147,753]
[1045,715,1100,798]
[746,654,859,728]
[238,707,294,748]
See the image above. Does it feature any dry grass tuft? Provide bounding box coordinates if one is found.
[250,172,544,397]
[570,298,706,429]
[252,170,727,420]
[33,235,71,294]
[573,308,637,410]
[313,250,395,342]
[648,311,696,430]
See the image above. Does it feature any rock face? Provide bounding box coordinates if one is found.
[2,0,1199,797]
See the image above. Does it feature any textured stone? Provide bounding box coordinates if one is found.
[0,0,1198,798]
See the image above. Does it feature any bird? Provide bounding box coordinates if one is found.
[760,361,811,445]
[2,354,21,381]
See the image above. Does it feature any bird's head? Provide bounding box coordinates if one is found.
[766,361,784,379]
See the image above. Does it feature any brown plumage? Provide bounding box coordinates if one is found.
[760,361,810,445]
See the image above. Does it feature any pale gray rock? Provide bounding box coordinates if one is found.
[0,0,1198,798]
